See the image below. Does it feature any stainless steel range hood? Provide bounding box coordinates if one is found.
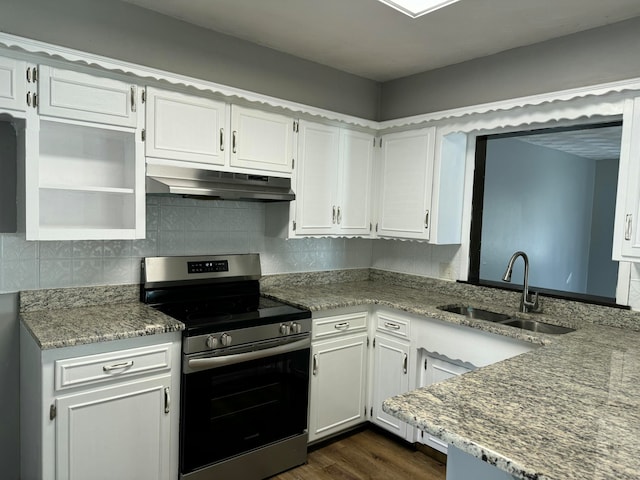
[146,164,295,201]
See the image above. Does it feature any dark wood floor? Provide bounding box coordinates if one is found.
[271,428,447,480]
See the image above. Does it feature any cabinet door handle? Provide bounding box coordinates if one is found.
[164,387,171,414]
[26,92,32,107]
[313,354,319,375]
[102,360,134,372]
[625,214,633,241]
[425,210,430,228]
[232,130,237,153]
[220,128,225,151]
[26,67,32,83]
[332,206,337,224]
[130,86,137,112]
[337,207,342,225]
[334,322,350,330]
[383,321,400,330]
[403,353,408,374]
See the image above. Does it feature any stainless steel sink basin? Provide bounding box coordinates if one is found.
[439,304,575,334]
[438,304,512,323]
[500,318,575,335]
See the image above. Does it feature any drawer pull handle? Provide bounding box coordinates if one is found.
[403,353,408,374]
[384,322,401,330]
[334,322,350,330]
[103,360,134,372]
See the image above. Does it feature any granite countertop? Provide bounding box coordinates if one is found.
[262,273,640,480]
[262,279,573,346]
[19,285,184,350]
[383,325,640,480]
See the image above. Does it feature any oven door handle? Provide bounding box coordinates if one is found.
[185,337,311,373]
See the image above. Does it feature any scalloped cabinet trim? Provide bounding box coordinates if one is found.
[2,32,640,132]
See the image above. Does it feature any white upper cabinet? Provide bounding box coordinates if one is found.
[613,97,640,261]
[375,127,466,243]
[0,57,26,111]
[337,129,374,235]
[429,130,467,244]
[230,105,295,174]
[377,128,435,240]
[295,121,340,234]
[294,120,373,236]
[23,65,145,240]
[38,66,138,127]
[144,87,227,166]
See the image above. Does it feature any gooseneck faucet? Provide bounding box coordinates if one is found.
[502,251,539,313]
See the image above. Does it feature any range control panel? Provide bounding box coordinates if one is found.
[188,260,229,274]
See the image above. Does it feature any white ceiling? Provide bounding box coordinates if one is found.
[515,126,622,161]
[119,0,640,82]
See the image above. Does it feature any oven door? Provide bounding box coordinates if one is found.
[180,335,310,476]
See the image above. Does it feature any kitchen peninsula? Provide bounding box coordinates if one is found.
[262,269,640,480]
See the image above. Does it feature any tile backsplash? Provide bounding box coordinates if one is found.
[0,195,374,293]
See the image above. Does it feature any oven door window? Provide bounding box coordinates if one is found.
[180,347,310,474]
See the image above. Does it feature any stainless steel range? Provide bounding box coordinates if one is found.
[141,254,311,480]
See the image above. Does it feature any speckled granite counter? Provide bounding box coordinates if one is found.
[383,325,640,480]
[261,270,640,480]
[20,285,184,349]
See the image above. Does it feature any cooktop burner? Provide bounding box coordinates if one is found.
[140,254,311,339]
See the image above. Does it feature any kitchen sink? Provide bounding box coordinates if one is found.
[439,304,575,334]
[438,304,512,323]
[500,318,575,335]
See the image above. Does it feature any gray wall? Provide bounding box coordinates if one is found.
[480,138,596,294]
[587,159,619,297]
[0,0,380,120]
[0,293,19,480]
[380,16,640,120]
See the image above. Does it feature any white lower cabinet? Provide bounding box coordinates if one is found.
[309,333,368,442]
[55,375,171,480]
[307,306,536,452]
[417,351,474,453]
[308,311,369,443]
[370,309,412,438]
[20,328,181,480]
[370,332,410,438]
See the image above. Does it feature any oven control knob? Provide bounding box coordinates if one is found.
[206,335,218,349]
[291,322,301,334]
[220,333,232,347]
[280,323,291,335]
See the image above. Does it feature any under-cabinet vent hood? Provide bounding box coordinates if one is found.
[146,164,295,202]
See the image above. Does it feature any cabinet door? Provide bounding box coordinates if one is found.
[377,128,434,240]
[295,121,340,235]
[309,333,368,442]
[418,352,472,453]
[613,97,640,260]
[371,334,410,438]
[429,130,467,244]
[230,105,294,174]
[337,129,374,236]
[38,66,138,127]
[145,87,227,165]
[0,57,26,111]
[56,375,171,480]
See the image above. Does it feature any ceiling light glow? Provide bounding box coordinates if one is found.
[377,0,461,18]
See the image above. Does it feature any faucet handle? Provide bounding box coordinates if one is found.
[525,291,540,312]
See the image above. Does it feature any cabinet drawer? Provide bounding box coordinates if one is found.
[376,312,410,338]
[55,343,172,391]
[313,312,368,340]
